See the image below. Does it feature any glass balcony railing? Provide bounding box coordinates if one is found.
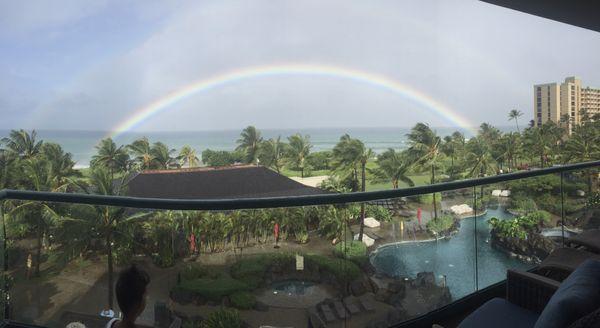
[0,161,598,328]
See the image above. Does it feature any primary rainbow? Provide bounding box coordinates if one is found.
[109,63,477,138]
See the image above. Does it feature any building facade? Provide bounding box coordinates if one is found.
[534,77,600,133]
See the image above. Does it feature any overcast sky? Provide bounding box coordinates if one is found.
[1,0,599,132]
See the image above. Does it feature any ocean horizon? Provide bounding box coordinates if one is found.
[1,126,516,167]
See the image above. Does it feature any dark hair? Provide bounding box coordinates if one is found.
[116,265,150,317]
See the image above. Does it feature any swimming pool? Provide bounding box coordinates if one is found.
[370,208,532,300]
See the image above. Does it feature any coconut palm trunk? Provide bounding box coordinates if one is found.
[106,228,114,310]
[358,160,367,241]
[35,225,42,276]
[431,164,438,220]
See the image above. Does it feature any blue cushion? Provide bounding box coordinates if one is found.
[459,298,539,328]
[535,259,600,328]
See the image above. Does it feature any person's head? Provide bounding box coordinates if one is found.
[116,265,150,321]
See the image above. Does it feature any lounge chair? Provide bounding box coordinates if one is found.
[332,300,349,319]
[307,306,326,328]
[358,295,376,312]
[457,259,600,328]
[318,304,336,323]
[342,298,361,315]
[535,247,600,281]
[567,229,600,253]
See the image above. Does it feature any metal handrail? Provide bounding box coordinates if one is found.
[0,160,598,210]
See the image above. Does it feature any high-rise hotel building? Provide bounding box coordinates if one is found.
[534,77,600,133]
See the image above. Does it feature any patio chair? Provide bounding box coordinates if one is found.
[535,247,600,281]
[567,229,600,254]
[456,259,600,328]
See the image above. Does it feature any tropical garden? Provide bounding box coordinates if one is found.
[0,109,599,326]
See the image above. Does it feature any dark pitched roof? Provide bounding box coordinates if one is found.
[125,165,328,199]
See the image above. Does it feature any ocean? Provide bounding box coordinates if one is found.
[0,127,514,167]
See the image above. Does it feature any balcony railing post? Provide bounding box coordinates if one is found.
[0,200,9,320]
[473,186,479,291]
[560,172,565,247]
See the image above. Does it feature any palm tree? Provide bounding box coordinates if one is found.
[406,123,442,219]
[331,135,372,241]
[500,133,521,172]
[465,137,497,199]
[10,147,78,276]
[1,129,43,160]
[127,137,154,170]
[524,122,564,168]
[371,149,414,189]
[332,134,363,190]
[357,147,374,241]
[0,147,17,286]
[286,134,312,178]
[91,138,129,176]
[178,145,199,168]
[73,167,149,309]
[441,132,465,179]
[259,137,286,173]
[151,142,178,169]
[236,126,263,164]
[508,109,524,133]
[465,137,497,177]
[41,143,80,185]
[562,123,600,193]
[479,123,502,146]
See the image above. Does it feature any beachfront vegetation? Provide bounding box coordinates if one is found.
[0,110,598,314]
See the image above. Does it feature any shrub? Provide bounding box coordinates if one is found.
[305,254,361,282]
[182,319,202,328]
[488,210,551,240]
[513,198,538,215]
[181,263,208,280]
[230,254,294,289]
[333,241,367,264]
[417,193,442,205]
[174,278,249,301]
[230,291,256,310]
[113,246,134,266]
[365,205,393,222]
[153,251,174,268]
[588,192,600,208]
[426,215,455,235]
[307,151,332,170]
[200,308,242,328]
[294,230,309,243]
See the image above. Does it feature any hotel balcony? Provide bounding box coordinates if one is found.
[0,161,598,328]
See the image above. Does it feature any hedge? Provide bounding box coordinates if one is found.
[305,254,361,282]
[200,308,242,328]
[230,291,256,310]
[174,278,249,301]
[333,241,367,265]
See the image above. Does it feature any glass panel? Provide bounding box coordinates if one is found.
[1,167,597,328]
[563,168,599,232]
[368,193,471,324]
[4,203,369,328]
[474,179,536,291]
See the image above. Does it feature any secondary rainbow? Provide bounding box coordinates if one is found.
[109,63,477,138]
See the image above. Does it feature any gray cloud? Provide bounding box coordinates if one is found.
[5,0,600,131]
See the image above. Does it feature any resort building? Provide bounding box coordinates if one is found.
[534,76,600,133]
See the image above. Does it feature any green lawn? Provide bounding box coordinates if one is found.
[366,174,430,191]
[279,167,330,178]
[279,159,431,191]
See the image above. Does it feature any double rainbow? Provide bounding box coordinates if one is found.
[109,63,476,138]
